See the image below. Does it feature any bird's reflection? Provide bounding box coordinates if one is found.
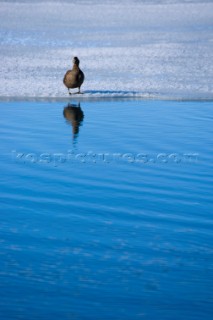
[63,103,84,142]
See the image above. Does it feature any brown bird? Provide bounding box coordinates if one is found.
[63,57,85,95]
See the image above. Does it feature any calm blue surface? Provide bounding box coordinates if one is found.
[0,99,212,320]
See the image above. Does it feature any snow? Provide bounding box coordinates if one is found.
[0,0,213,99]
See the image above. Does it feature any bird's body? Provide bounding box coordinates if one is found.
[63,57,84,95]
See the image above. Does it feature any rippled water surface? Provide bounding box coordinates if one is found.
[0,99,212,320]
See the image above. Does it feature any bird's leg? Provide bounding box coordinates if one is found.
[68,89,71,95]
[78,87,83,94]
[73,88,83,95]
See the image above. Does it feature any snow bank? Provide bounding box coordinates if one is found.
[0,0,212,99]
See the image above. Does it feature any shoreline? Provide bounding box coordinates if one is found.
[0,95,213,103]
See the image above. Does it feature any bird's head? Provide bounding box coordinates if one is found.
[73,57,80,66]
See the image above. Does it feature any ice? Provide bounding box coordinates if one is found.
[0,0,213,99]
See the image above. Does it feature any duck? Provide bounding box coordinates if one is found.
[63,57,85,95]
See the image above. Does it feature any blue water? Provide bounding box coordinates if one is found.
[0,99,212,320]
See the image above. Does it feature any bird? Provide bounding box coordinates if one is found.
[63,57,84,95]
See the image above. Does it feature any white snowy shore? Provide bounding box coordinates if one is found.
[0,0,213,99]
